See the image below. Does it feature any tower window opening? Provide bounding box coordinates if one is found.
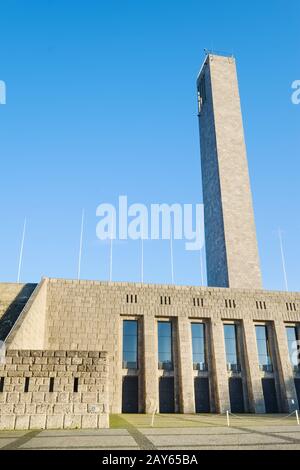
[24,377,30,393]
[74,377,79,393]
[49,377,54,392]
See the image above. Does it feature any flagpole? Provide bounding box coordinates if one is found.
[109,217,113,282]
[141,223,144,283]
[278,228,288,291]
[77,209,85,280]
[200,246,204,286]
[17,218,26,283]
[170,221,174,284]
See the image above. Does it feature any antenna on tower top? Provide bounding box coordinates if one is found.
[204,48,234,58]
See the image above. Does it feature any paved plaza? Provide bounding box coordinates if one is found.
[1,414,300,450]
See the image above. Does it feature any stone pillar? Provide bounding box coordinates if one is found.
[177,317,195,413]
[210,319,230,413]
[143,316,159,413]
[273,320,298,412]
[243,319,265,413]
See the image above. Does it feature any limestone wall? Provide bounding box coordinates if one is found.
[0,350,109,430]
[43,278,300,414]
[45,279,122,413]
[2,277,300,416]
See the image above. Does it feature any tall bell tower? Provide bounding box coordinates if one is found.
[197,54,262,289]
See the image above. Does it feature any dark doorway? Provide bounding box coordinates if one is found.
[229,377,245,413]
[262,378,278,413]
[194,377,210,412]
[159,377,175,413]
[294,378,300,407]
[122,376,138,413]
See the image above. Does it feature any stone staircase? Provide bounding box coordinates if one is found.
[0,283,37,341]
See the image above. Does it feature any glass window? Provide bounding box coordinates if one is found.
[123,320,138,369]
[224,324,239,370]
[191,323,206,370]
[158,321,173,370]
[255,325,272,370]
[286,326,299,368]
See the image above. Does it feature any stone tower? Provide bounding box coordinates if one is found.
[197,54,262,289]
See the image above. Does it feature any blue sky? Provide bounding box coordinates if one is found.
[0,0,299,290]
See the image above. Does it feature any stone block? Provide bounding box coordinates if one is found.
[30,414,46,429]
[57,392,69,403]
[30,350,42,357]
[72,357,83,365]
[87,404,100,414]
[15,415,30,430]
[32,392,45,403]
[54,351,67,357]
[0,415,15,430]
[69,392,81,403]
[81,392,97,403]
[82,414,98,429]
[6,392,19,403]
[0,403,13,414]
[64,414,82,429]
[36,403,53,414]
[18,392,32,403]
[6,350,19,357]
[44,392,58,403]
[46,415,64,429]
[0,392,7,403]
[98,414,109,429]
[19,351,30,357]
[53,403,72,414]
[25,403,37,413]
[14,403,26,414]
[73,403,87,414]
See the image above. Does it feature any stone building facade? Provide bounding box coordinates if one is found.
[0,278,300,428]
